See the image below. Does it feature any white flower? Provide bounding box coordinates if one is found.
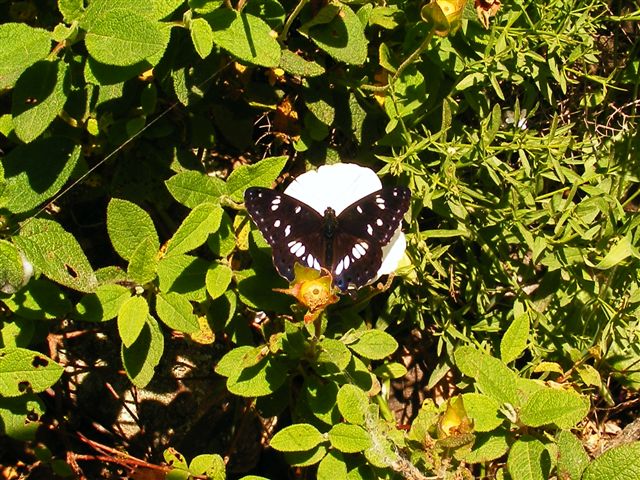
[284,163,408,283]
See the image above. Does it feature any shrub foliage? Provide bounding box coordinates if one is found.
[0,0,639,478]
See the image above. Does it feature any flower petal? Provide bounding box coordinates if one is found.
[378,230,406,277]
[284,163,382,215]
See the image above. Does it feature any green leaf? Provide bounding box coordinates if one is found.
[58,0,86,22]
[107,198,159,262]
[337,384,369,425]
[318,451,347,480]
[14,218,98,293]
[121,315,164,388]
[128,237,159,285]
[166,469,190,480]
[85,10,168,66]
[285,445,328,467]
[582,441,640,480]
[454,347,520,406]
[165,171,227,208]
[0,239,24,293]
[208,9,281,67]
[556,430,589,480]
[316,338,352,373]
[347,330,398,360]
[577,364,602,388]
[165,203,223,256]
[206,263,233,300]
[151,0,184,19]
[0,136,81,214]
[506,436,551,480]
[462,430,510,464]
[75,284,131,322]
[0,348,63,397]
[519,388,590,429]
[157,254,208,302]
[306,4,367,65]
[305,377,340,425]
[0,23,52,90]
[189,454,225,479]
[215,346,288,397]
[373,362,407,380]
[226,156,288,203]
[595,236,638,269]
[156,292,199,333]
[118,296,149,347]
[0,318,34,349]
[208,211,236,258]
[0,394,45,441]
[3,278,71,320]
[462,393,503,432]
[328,424,371,453]
[12,60,68,143]
[270,424,324,452]
[279,50,325,77]
[500,313,530,364]
[190,17,214,59]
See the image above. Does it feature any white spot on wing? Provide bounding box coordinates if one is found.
[367,224,373,235]
[352,247,361,259]
[290,242,302,254]
[307,255,315,268]
[376,218,383,226]
[295,206,301,214]
[296,245,305,257]
[274,220,281,227]
[271,204,279,211]
[343,256,350,269]
[288,240,296,247]
[356,206,363,214]
[355,243,367,255]
[378,203,385,210]
[313,259,321,270]
[284,225,291,237]
[272,197,281,204]
[335,259,344,275]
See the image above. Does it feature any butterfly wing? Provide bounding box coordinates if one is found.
[244,187,326,281]
[330,186,411,290]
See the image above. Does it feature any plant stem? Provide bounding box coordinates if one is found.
[279,0,309,42]
[361,27,436,92]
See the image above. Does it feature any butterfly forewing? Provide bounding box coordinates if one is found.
[338,187,411,243]
[244,187,326,281]
[330,186,410,290]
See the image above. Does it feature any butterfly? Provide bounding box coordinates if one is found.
[244,185,411,291]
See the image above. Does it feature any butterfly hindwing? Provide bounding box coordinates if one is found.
[244,187,326,281]
[330,233,382,291]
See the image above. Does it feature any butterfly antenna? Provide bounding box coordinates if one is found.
[13,60,233,235]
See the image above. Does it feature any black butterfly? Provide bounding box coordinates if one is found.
[244,186,411,291]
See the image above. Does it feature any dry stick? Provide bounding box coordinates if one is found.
[75,432,187,476]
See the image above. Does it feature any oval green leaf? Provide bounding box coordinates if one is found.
[85,10,167,66]
[118,295,149,347]
[0,348,63,397]
[208,9,281,67]
[270,424,324,452]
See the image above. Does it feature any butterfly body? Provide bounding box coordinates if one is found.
[244,185,410,291]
